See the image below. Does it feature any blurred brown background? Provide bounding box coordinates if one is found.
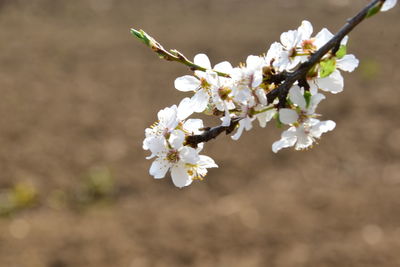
[0,0,399,266]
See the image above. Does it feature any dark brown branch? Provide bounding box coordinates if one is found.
[185,119,239,148]
[186,0,387,147]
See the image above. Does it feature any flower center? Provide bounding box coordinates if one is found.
[218,86,232,100]
[200,78,211,90]
[166,149,180,163]
[302,39,316,53]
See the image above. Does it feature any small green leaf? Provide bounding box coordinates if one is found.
[319,58,337,78]
[366,3,383,18]
[336,45,347,59]
[304,91,312,108]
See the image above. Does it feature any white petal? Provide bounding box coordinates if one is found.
[317,70,344,94]
[309,81,319,95]
[279,109,299,125]
[280,30,298,48]
[180,146,200,164]
[177,97,194,120]
[149,158,169,179]
[314,28,334,49]
[272,128,297,153]
[289,85,306,109]
[204,70,219,86]
[221,104,231,127]
[158,105,178,130]
[381,0,397,11]
[171,165,192,188]
[191,89,209,113]
[214,61,233,74]
[307,93,325,114]
[341,36,349,46]
[252,72,263,88]
[174,76,200,92]
[266,42,283,63]
[231,122,245,141]
[144,136,166,159]
[246,55,263,69]
[169,130,185,149]
[183,119,204,134]
[256,109,276,128]
[294,127,313,150]
[337,55,359,72]
[255,89,267,105]
[298,20,313,40]
[194,53,212,69]
[310,120,336,138]
[198,155,218,168]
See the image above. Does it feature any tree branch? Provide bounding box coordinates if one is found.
[186,0,387,147]
[185,119,239,148]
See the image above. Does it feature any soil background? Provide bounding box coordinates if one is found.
[0,0,399,266]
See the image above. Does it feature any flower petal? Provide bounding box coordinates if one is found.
[191,89,209,113]
[314,28,334,49]
[337,54,359,72]
[174,75,200,92]
[310,120,336,138]
[194,53,212,69]
[381,0,397,11]
[214,61,233,74]
[307,93,326,114]
[298,20,313,40]
[256,109,276,128]
[169,130,185,150]
[280,30,298,48]
[144,136,166,159]
[279,109,299,125]
[183,119,204,134]
[317,69,344,94]
[198,155,218,168]
[289,85,306,109]
[171,165,192,188]
[149,158,169,179]
[177,97,194,120]
[255,88,267,105]
[158,105,178,130]
[272,128,297,153]
[180,146,200,164]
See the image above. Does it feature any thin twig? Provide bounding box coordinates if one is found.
[130,29,230,78]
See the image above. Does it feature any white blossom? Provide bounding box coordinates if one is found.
[272,118,336,153]
[174,54,234,113]
[274,20,314,71]
[147,130,217,188]
[279,85,325,125]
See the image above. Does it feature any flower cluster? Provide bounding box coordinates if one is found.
[142,1,396,188]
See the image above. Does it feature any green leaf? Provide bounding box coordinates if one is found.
[366,3,383,18]
[304,91,312,108]
[336,45,347,59]
[319,58,336,78]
